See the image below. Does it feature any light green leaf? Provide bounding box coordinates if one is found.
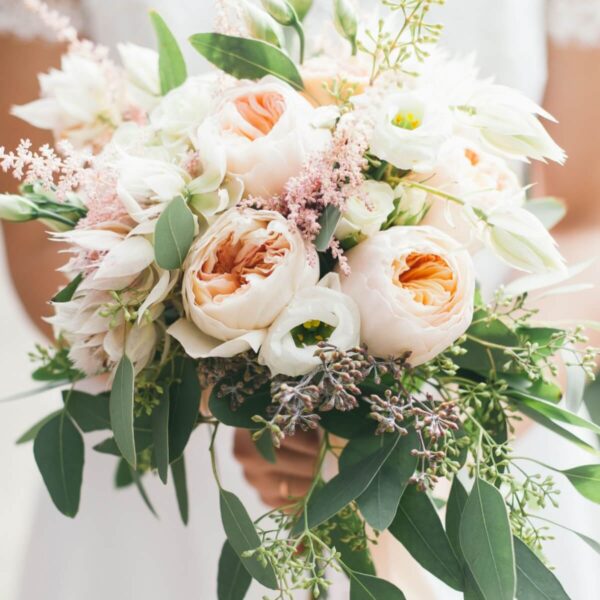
[154,196,195,270]
[314,205,341,252]
[389,485,463,591]
[52,273,83,303]
[289,0,313,20]
[152,389,170,484]
[110,355,136,468]
[459,478,515,600]
[189,33,304,90]
[562,464,600,504]
[220,489,278,589]
[349,573,406,600]
[217,540,252,600]
[171,456,189,525]
[149,11,188,94]
[33,412,84,518]
[514,537,570,600]
[66,390,111,432]
[16,409,63,444]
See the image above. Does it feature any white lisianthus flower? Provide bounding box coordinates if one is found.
[117,43,161,112]
[168,209,320,358]
[368,91,452,172]
[454,83,566,164]
[339,226,475,365]
[11,53,121,148]
[335,180,395,241]
[482,206,565,273]
[0,194,37,222]
[209,76,330,197]
[259,274,361,376]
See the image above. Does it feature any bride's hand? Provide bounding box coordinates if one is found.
[234,429,320,508]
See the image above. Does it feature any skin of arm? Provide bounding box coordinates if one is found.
[0,35,67,338]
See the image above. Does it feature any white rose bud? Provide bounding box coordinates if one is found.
[242,1,286,48]
[168,209,320,358]
[333,0,358,50]
[339,226,475,365]
[261,0,298,26]
[0,194,37,222]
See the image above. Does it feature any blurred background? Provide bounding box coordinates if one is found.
[1,0,600,599]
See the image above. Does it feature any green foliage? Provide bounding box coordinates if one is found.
[152,389,170,483]
[16,409,62,444]
[110,355,137,468]
[314,205,342,252]
[29,343,82,383]
[154,196,195,270]
[52,273,83,303]
[189,33,304,90]
[171,456,189,524]
[349,573,406,600]
[149,11,188,94]
[217,540,252,600]
[66,390,111,432]
[562,464,600,504]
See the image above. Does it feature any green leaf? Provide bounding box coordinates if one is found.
[289,0,313,20]
[171,456,189,525]
[446,477,468,565]
[340,431,418,531]
[66,390,111,432]
[152,389,170,484]
[349,573,406,600]
[189,33,304,90]
[209,382,272,429]
[254,432,276,463]
[149,11,188,94]
[154,196,195,270]
[33,412,84,518]
[293,434,400,535]
[16,409,63,444]
[319,397,375,439]
[220,489,278,589]
[168,357,201,461]
[131,468,158,518]
[562,464,600,504]
[514,537,570,600]
[52,273,83,303]
[217,540,252,600]
[114,459,134,488]
[509,391,600,436]
[110,355,136,468]
[329,511,376,576]
[314,205,341,252]
[389,485,463,591]
[459,478,515,600]
[93,427,153,457]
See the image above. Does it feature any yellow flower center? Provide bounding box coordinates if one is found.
[392,111,421,130]
[291,320,335,347]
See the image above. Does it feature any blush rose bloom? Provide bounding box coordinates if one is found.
[168,209,320,358]
[209,77,330,197]
[339,226,475,365]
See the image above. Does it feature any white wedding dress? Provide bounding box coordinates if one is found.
[1,1,600,599]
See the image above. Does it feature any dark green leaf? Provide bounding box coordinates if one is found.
[293,434,400,535]
[319,398,374,439]
[154,196,195,270]
[52,273,83,303]
[110,355,136,468]
[149,11,188,94]
[459,478,515,600]
[446,477,468,565]
[114,459,134,488]
[349,573,406,600]
[254,432,276,464]
[314,205,341,252]
[16,409,62,444]
[93,427,153,456]
[340,431,418,531]
[171,456,189,525]
[168,356,201,460]
[131,468,158,517]
[220,489,278,589]
[209,382,271,429]
[33,412,84,518]
[217,540,252,600]
[514,537,570,600]
[189,33,304,90]
[562,464,600,504]
[66,390,111,432]
[152,389,170,483]
[389,485,463,591]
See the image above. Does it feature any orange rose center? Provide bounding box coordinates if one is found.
[234,91,286,140]
[192,227,290,304]
[393,252,457,306]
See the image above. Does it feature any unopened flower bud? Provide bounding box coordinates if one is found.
[260,0,298,26]
[333,0,358,49]
[242,1,285,47]
[0,194,36,222]
[288,0,313,20]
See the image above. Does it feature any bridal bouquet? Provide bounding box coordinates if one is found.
[2,0,600,598]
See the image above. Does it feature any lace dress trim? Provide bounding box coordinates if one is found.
[0,0,82,41]
[548,0,600,47]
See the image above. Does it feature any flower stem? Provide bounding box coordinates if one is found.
[292,20,305,64]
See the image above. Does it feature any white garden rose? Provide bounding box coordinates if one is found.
[168,209,320,358]
[259,274,361,376]
[209,76,330,197]
[339,226,475,365]
[335,180,395,241]
[368,91,452,172]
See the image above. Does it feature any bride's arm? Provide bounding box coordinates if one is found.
[0,35,67,338]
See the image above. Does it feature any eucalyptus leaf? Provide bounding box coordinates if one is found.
[220,489,278,589]
[33,412,84,518]
[66,390,111,432]
[131,468,158,518]
[514,537,570,600]
[189,33,304,90]
[114,459,134,488]
[389,485,463,591]
[319,397,374,439]
[52,273,83,303]
[254,432,276,464]
[209,381,272,429]
[171,456,189,525]
[459,478,515,600]
[110,355,136,468]
[314,205,341,252]
[152,389,170,484]
[562,464,600,504]
[217,540,252,600]
[16,409,63,444]
[154,196,195,270]
[445,477,468,565]
[149,11,188,94]
[349,573,406,600]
